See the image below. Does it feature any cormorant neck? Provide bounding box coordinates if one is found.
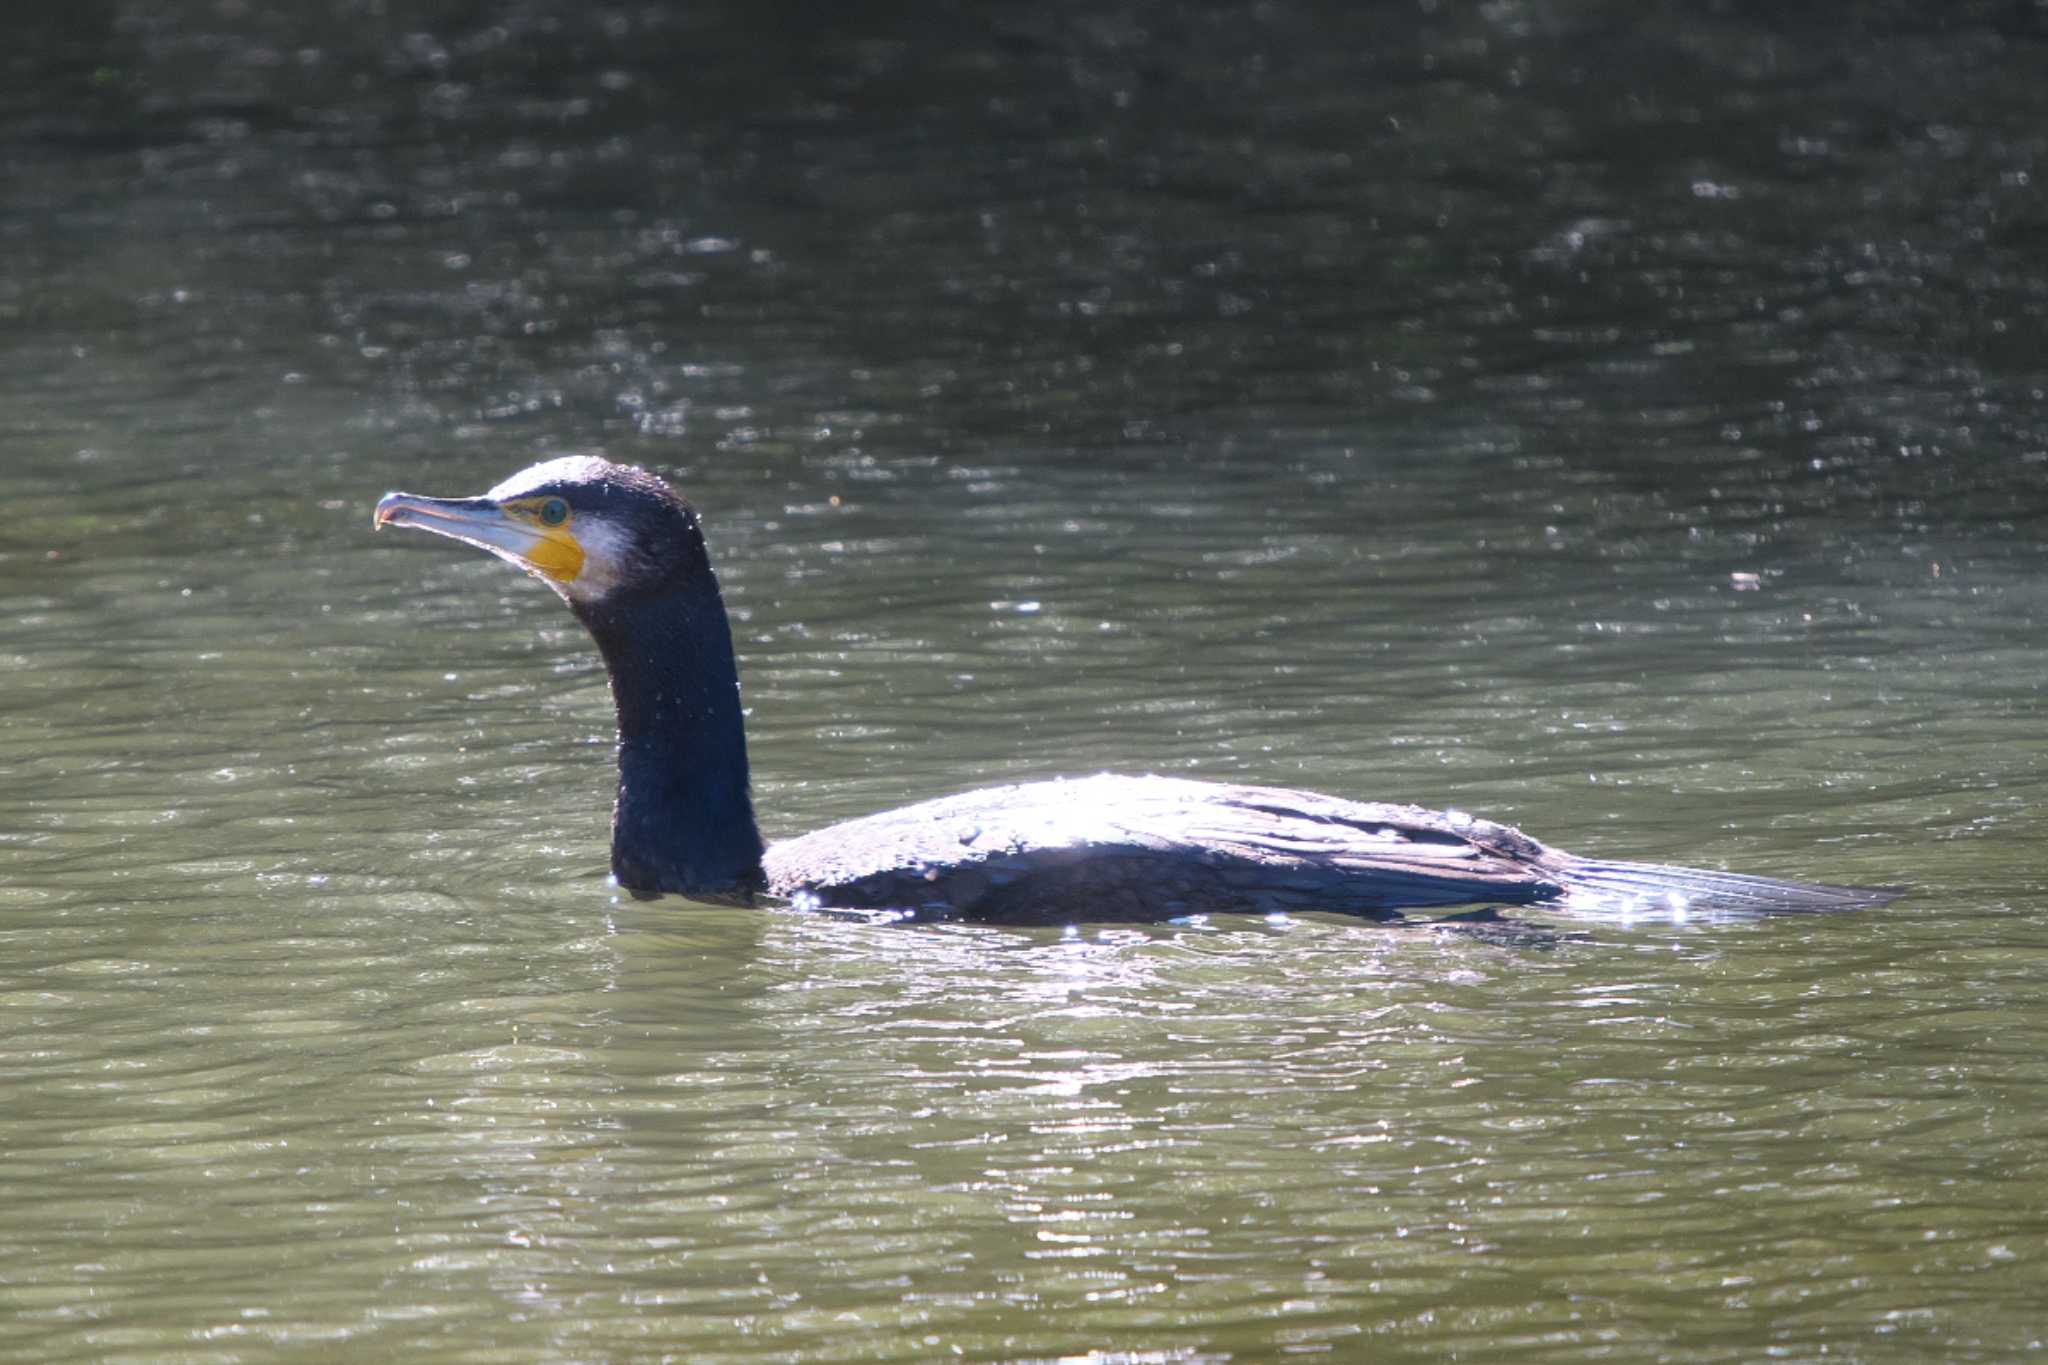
[572,566,765,901]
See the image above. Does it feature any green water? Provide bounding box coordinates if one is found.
[5,1,2047,1359]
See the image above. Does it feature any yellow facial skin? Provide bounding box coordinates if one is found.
[373,491,586,585]
[498,497,586,583]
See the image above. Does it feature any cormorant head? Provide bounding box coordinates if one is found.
[373,455,705,606]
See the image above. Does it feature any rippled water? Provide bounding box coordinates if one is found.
[5,1,2048,1359]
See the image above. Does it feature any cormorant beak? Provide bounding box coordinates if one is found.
[373,491,586,584]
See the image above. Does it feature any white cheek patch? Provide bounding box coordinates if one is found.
[561,515,638,602]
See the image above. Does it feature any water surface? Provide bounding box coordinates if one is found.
[4,1,2047,1359]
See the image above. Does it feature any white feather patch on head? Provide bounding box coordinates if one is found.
[486,454,613,502]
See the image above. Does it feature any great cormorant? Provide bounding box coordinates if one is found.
[373,456,1899,925]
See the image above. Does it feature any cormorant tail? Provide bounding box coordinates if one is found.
[1555,858,1903,918]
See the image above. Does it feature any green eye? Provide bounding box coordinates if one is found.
[539,497,569,526]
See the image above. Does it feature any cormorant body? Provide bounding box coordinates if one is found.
[374,456,1900,926]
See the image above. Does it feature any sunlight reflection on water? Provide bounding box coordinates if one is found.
[4,0,2048,1358]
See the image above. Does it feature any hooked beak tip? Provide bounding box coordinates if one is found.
[374,492,452,532]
